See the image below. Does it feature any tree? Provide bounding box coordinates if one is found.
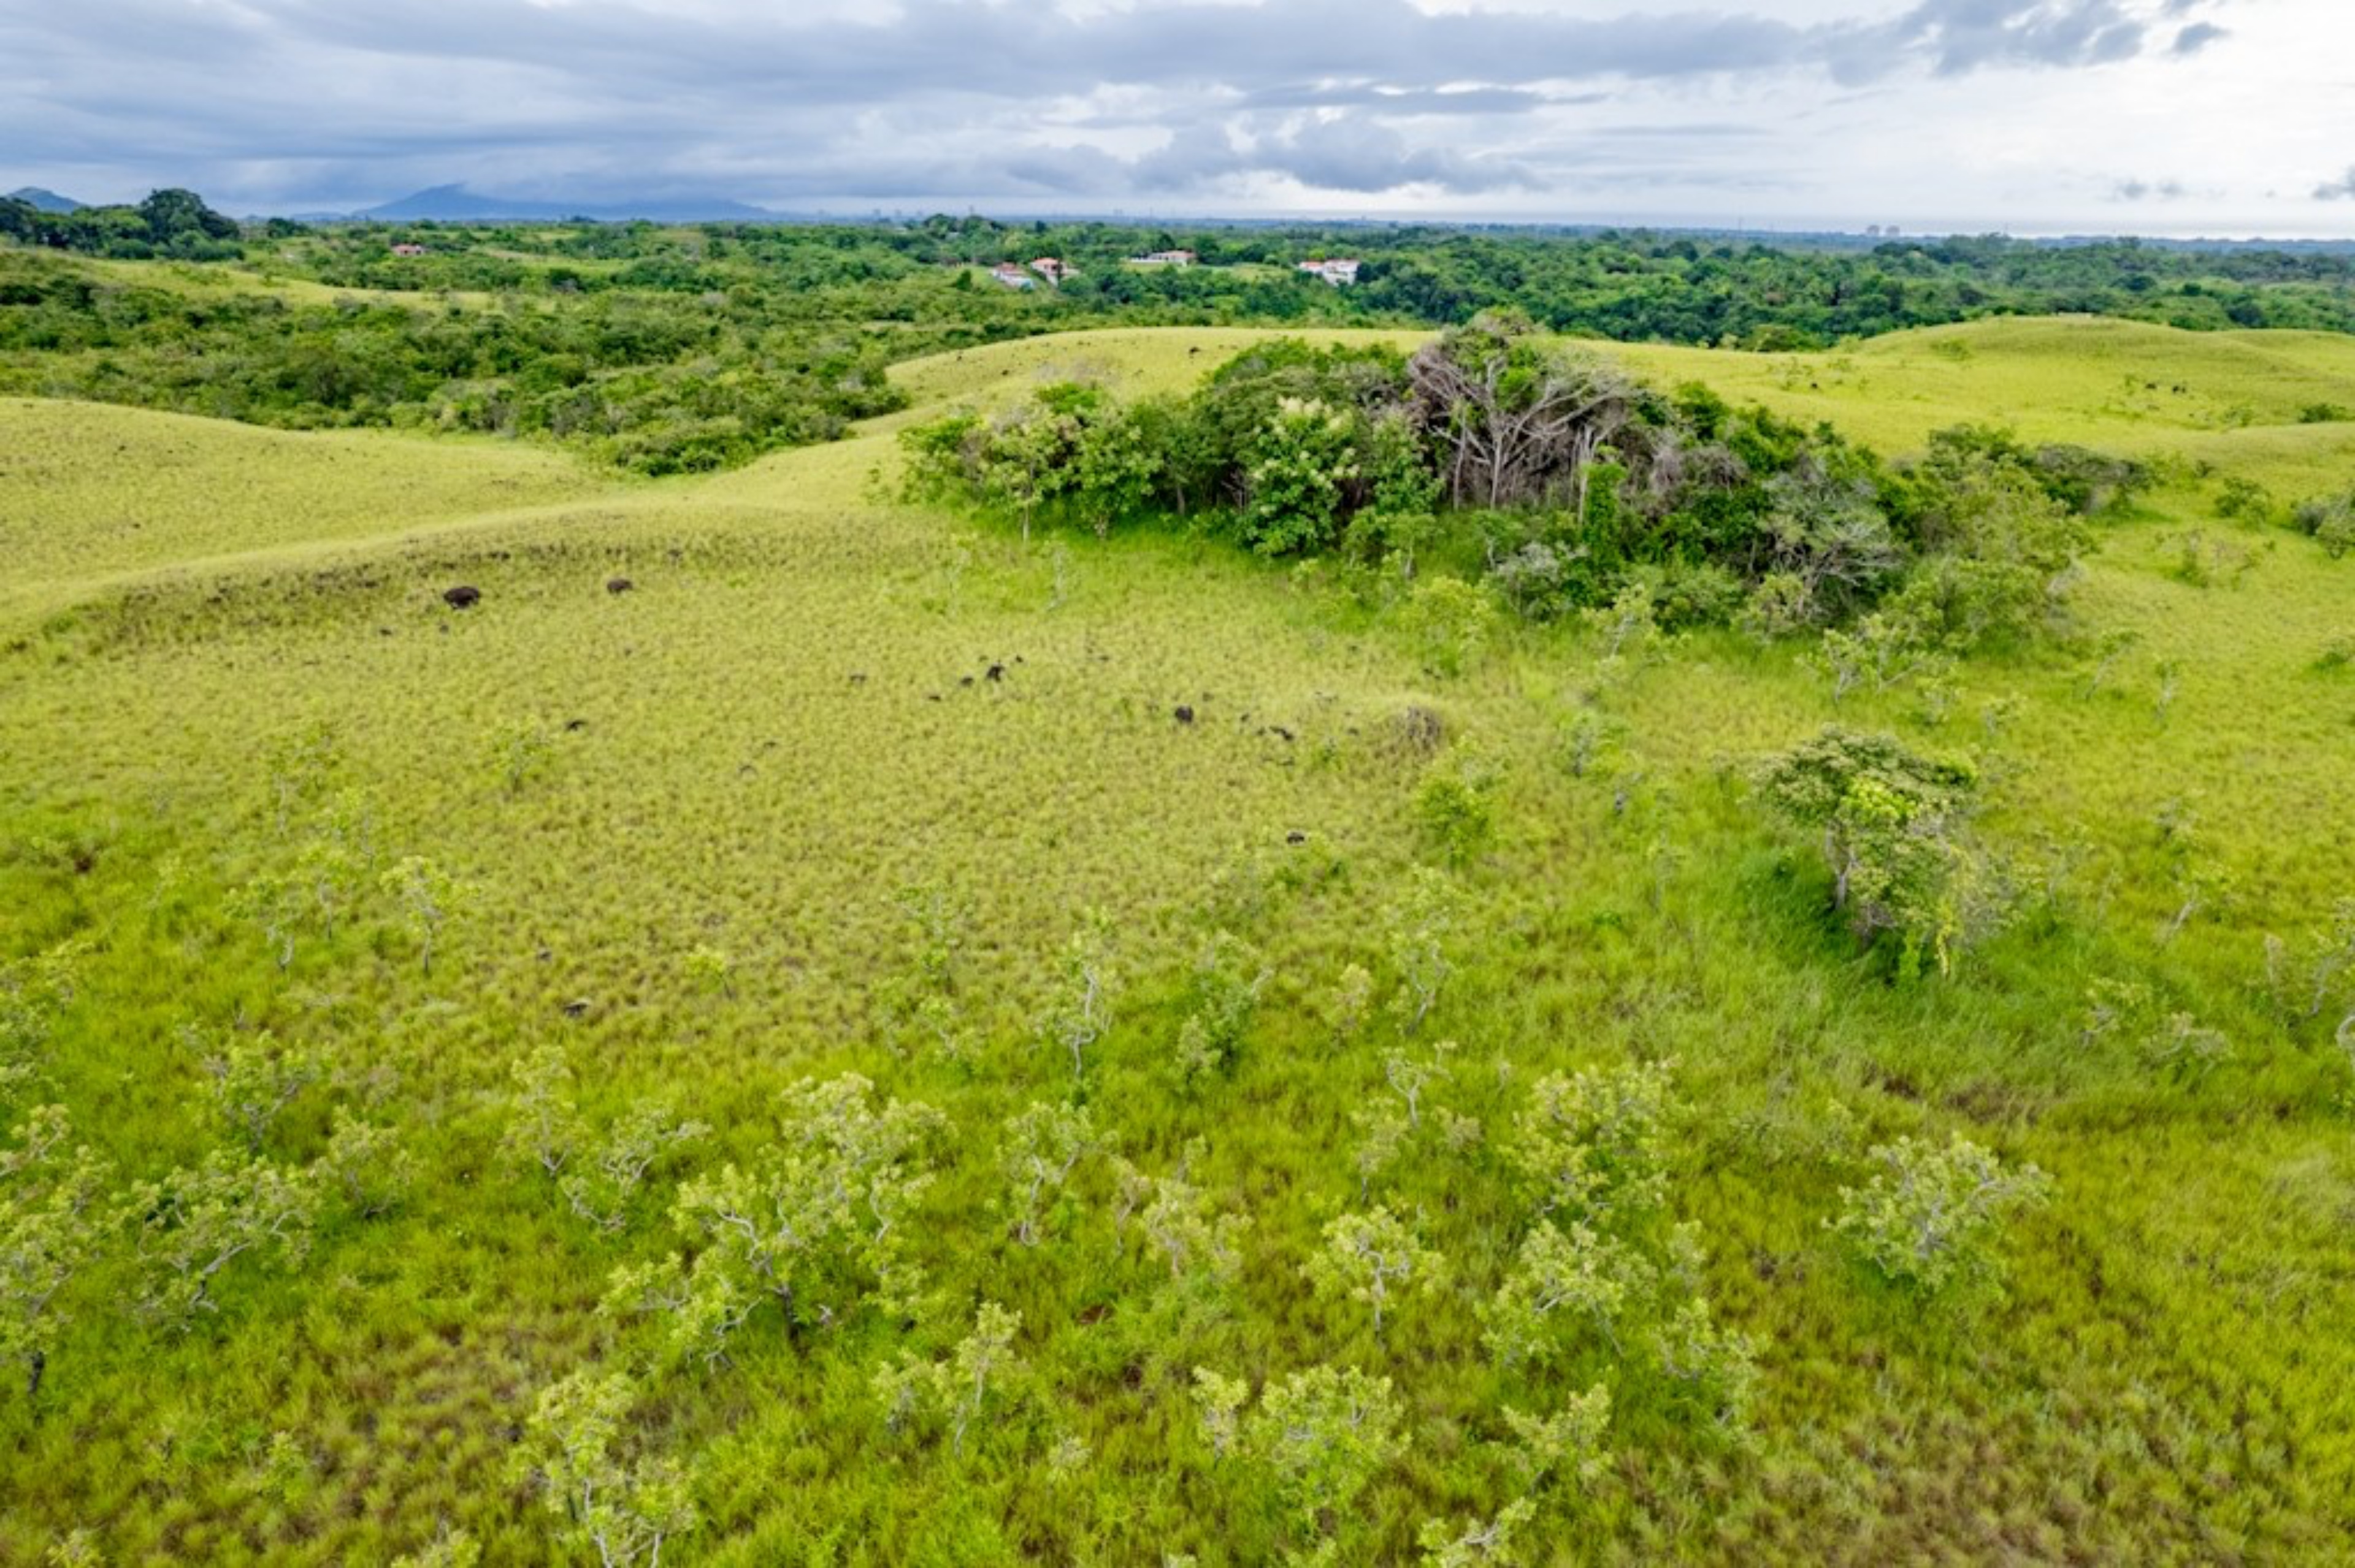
[997,1101,1101,1247]
[1500,1384,1612,1488]
[380,856,473,977]
[1173,932,1268,1085]
[872,1300,1024,1453]
[1115,1141,1249,1285]
[1303,1206,1446,1337]
[1829,1134,2052,1296]
[2,1107,110,1400]
[1480,1218,1653,1366]
[513,1369,697,1568]
[316,1110,416,1220]
[610,1074,943,1364]
[1042,911,1114,1085]
[1406,312,1639,510]
[1240,1364,1407,1531]
[126,1152,319,1328]
[1756,727,1996,974]
[199,1030,323,1153]
[502,1044,586,1179]
[1507,1060,1677,1226]
[561,1101,709,1234]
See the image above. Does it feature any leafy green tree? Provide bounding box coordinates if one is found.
[1756,727,1996,974]
[126,1152,320,1328]
[561,1101,709,1234]
[1829,1134,2052,1295]
[199,1030,323,1153]
[380,855,472,977]
[871,1300,1024,1453]
[1241,1364,1407,1532]
[997,1101,1101,1247]
[315,1110,416,1220]
[1480,1218,1654,1366]
[1303,1206,1446,1337]
[1507,1060,1676,1225]
[2,1107,110,1399]
[1173,932,1269,1085]
[513,1369,697,1567]
[610,1074,943,1363]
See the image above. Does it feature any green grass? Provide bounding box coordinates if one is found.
[1,317,2351,1566]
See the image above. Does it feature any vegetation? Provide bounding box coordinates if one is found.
[0,233,2352,1562]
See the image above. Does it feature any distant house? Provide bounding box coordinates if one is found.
[1296,258,1361,286]
[1028,256,1078,286]
[390,243,428,258]
[988,262,1035,289]
[1128,249,1197,268]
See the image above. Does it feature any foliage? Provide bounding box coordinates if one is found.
[1,1107,110,1398]
[608,1074,943,1364]
[124,1151,320,1328]
[1756,727,1997,974]
[512,1369,697,1567]
[1302,1206,1447,1336]
[1829,1134,2054,1296]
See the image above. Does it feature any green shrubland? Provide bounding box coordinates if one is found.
[0,299,2350,1564]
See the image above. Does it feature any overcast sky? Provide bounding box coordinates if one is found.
[4,0,2347,235]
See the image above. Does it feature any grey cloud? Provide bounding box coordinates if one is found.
[2316,169,2355,202]
[0,0,2245,211]
[2113,178,2188,201]
[2172,21,2227,52]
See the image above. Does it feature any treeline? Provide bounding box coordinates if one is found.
[0,257,909,475]
[902,315,2147,653]
[274,210,2355,342]
[0,189,243,262]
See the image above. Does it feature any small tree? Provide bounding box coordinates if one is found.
[1829,1134,2052,1296]
[315,1110,416,1220]
[1501,1383,1612,1488]
[1480,1218,1654,1366]
[871,1300,1024,1454]
[502,1044,585,1179]
[1507,1060,1676,1226]
[513,1369,697,1568]
[1243,1364,1407,1532]
[1173,932,1269,1085]
[126,1152,319,1328]
[1042,911,1114,1086]
[1117,1142,1249,1287]
[1303,1206,1446,1337]
[199,1030,323,1153]
[380,856,472,977]
[1386,870,1461,1033]
[2,1106,111,1400]
[1417,1499,1536,1567]
[997,1101,1101,1247]
[1756,727,1996,975]
[561,1102,709,1234]
[611,1075,943,1364]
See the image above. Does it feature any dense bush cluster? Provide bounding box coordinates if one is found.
[0,189,242,261]
[0,259,905,474]
[903,313,2145,638]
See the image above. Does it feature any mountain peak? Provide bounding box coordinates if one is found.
[7,186,84,213]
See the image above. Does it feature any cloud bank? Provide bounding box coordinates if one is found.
[1,0,2334,234]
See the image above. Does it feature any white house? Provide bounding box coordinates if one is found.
[1296,258,1361,286]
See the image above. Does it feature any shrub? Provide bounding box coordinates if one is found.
[1756,727,1999,976]
[1829,1134,2051,1295]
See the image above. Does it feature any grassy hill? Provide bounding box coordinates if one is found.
[1,319,2351,1565]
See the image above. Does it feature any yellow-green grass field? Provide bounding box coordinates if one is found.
[1,318,2351,1565]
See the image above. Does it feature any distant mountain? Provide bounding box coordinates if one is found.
[7,186,83,213]
[358,184,778,223]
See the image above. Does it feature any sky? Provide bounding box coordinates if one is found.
[4,0,2349,236]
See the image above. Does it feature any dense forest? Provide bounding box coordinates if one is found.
[8,190,2355,473]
